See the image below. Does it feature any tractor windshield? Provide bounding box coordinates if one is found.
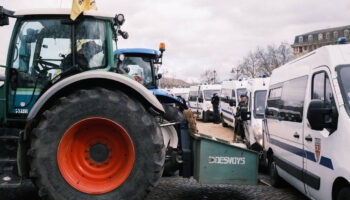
[9,18,107,115]
[118,55,155,88]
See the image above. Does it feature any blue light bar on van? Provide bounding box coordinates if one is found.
[338,37,347,44]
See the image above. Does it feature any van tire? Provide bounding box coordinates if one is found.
[29,88,165,200]
[203,111,208,122]
[268,157,284,187]
[221,115,228,127]
[337,187,350,200]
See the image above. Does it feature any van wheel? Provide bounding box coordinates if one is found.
[268,157,284,187]
[337,187,350,200]
[221,115,228,127]
[202,111,208,122]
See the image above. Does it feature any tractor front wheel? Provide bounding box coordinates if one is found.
[29,88,165,200]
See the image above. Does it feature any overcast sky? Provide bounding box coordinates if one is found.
[0,0,350,82]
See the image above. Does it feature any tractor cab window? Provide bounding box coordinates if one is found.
[8,18,107,116]
[118,56,154,88]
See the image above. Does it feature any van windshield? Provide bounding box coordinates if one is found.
[337,65,350,115]
[237,88,247,100]
[255,90,267,117]
[204,90,220,101]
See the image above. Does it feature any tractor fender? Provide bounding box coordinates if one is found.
[27,71,165,120]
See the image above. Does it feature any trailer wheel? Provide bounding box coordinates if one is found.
[268,157,284,187]
[29,88,165,200]
[337,187,350,200]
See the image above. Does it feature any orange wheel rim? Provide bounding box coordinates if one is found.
[57,117,135,194]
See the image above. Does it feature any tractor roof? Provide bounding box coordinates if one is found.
[14,8,115,20]
[117,48,160,56]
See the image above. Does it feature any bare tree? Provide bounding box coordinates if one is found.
[235,42,293,78]
[201,69,219,84]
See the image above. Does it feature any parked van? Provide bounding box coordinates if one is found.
[263,44,350,200]
[188,85,221,121]
[188,85,200,115]
[243,77,269,155]
[171,87,190,100]
[220,79,248,127]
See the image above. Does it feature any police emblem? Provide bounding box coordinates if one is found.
[315,138,321,162]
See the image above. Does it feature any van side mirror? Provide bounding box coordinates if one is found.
[156,73,162,80]
[229,99,236,107]
[307,99,334,131]
[198,97,203,103]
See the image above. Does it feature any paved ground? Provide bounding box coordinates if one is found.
[0,120,309,200]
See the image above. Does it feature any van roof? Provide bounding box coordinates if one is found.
[270,44,350,85]
[14,8,115,20]
[200,84,221,90]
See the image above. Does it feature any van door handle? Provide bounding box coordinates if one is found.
[293,132,300,139]
[305,134,313,142]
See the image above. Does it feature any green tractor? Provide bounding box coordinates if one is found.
[0,7,166,200]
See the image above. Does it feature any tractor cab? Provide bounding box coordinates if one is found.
[115,43,165,89]
[0,8,128,119]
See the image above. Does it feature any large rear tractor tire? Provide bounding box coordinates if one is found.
[29,88,165,200]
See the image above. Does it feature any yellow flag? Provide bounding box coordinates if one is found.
[70,0,97,20]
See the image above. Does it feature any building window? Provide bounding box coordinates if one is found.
[299,47,302,53]
[318,33,323,41]
[298,36,303,43]
[334,31,339,39]
[304,46,307,51]
[308,35,313,42]
[345,30,349,38]
[326,32,330,40]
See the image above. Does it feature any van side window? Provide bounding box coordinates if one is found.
[232,90,236,98]
[280,76,308,123]
[266,86,282,119]
[189,91,197,101]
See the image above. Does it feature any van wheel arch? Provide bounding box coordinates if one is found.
[332,177,350,200]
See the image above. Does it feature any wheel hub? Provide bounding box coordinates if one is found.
[89,142,110,163]
[57,117,135,194]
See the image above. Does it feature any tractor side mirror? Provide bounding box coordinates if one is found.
[0,15,9,26]
[307,99,335,131]
[229,99,236,107]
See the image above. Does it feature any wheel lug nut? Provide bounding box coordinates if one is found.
[90,161,95,165]
[97,163,101,167]
[85,156,90,160]
[90,142,94,146]
[108,154,112,158]
[104,161,109,165]
[103,141,107,145]
[85,148,90,152]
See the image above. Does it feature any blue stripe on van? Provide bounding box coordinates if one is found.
[221,109,232,115]
[270,138,333,170]
[320,156,334,170]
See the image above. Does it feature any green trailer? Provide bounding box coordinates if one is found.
[191,133,259,185]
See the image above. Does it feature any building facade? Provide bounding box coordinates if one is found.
[291,25,350,58]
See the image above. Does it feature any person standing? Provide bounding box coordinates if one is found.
[211,93,220,124]
[234,94,248,142]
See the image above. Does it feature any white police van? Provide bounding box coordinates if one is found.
[188,85,200,115]
[243,77,269,154]
[264,44,350,200]
[171,87,190,100]
[188,85,221,121]
[220,80,248,127]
